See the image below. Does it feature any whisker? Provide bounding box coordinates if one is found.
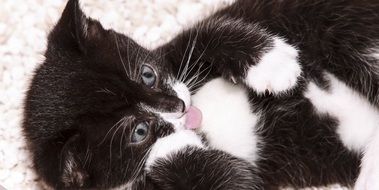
[182,37,212,83]
[126,39,132,77]
[119,121,128,157]
[121,160,131,183]
[113,33,129,78]
[187,60,210,87]
[107,118,128,178]
[190,68,212,89]
[185,61,206,86]
[97,117,127,147]
[96,88,116,96]
[83,144,91,168]
[179,30,198,82]
[177,31,193,80]
[188,63,213,91]
[180,30,199,82]
[133,46,143,80]
[130,147,152,181]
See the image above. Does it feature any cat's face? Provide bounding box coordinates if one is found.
[37,0,193,188]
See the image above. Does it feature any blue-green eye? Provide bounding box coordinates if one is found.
[141,65,156,87]
[131,122,149,143]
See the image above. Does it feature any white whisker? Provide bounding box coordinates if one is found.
[189,63,213,90]
[114,34,129,78]
[108,118,128,174]
[98,117,127,147]
[176,32,193,80]
[126,39,132,77]
[130,147,152,181]
[185,61,206,86]
[183,37,212,83]
[180,31,199,82]
[133,46,143,80]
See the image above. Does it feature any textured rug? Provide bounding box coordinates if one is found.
[0,0,349,189]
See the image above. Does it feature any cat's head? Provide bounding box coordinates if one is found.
[24,0,200,188]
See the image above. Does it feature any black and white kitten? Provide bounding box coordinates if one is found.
[23,0,256,189]
[23,0,379,189]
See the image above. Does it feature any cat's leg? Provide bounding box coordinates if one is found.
[161,17,301,95]
[355,128,379,190]
[144,130,261,190]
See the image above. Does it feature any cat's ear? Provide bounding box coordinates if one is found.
[48,0,105,54]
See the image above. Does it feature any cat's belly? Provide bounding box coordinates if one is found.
[305,72,379,152]
[192,78,259,163]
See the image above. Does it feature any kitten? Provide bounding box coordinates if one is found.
[23,0,256,189]
[23,0,379,190]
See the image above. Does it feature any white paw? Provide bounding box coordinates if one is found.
[145,130,204,171]
[245,37,301,94]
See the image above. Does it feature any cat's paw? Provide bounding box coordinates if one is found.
[245,37,301,95]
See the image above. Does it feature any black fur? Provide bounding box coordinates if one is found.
[145,147,261,190]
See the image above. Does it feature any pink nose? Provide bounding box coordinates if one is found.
[185,106,203,130]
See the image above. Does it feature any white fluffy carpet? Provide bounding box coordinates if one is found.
[0,0,349,189]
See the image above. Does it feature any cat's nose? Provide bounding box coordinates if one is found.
[161,97,185,113]
[145,93,186,113]
[178,99,186,113]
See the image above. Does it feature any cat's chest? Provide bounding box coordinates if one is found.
[192,78,259,162]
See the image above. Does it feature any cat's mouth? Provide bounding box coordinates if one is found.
[184,106,202,130]
[158,105,202,130]
[167,81,203,130]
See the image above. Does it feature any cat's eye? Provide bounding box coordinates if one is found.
[131,122,149,143]
[140,65,157,88]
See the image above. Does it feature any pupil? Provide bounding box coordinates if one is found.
[137,128,145,135]
[143,72,153,78]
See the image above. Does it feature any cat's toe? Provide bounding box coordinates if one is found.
[245,37,301,95]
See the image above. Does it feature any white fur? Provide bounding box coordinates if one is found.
[192,78,259,162]
[354,47,379,190]
[304,73,379,152]
[245,37,301,94]
[355,127,379,190]
[172,82,191,110]
[158,112,186,131]
[145,130,204,171]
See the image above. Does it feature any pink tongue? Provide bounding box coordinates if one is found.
[185,106,202,130]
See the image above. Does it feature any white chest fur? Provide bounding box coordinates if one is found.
[305,72,379,152]
[192,78,259,163]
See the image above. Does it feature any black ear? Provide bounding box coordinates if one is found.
[48,0,105,54]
